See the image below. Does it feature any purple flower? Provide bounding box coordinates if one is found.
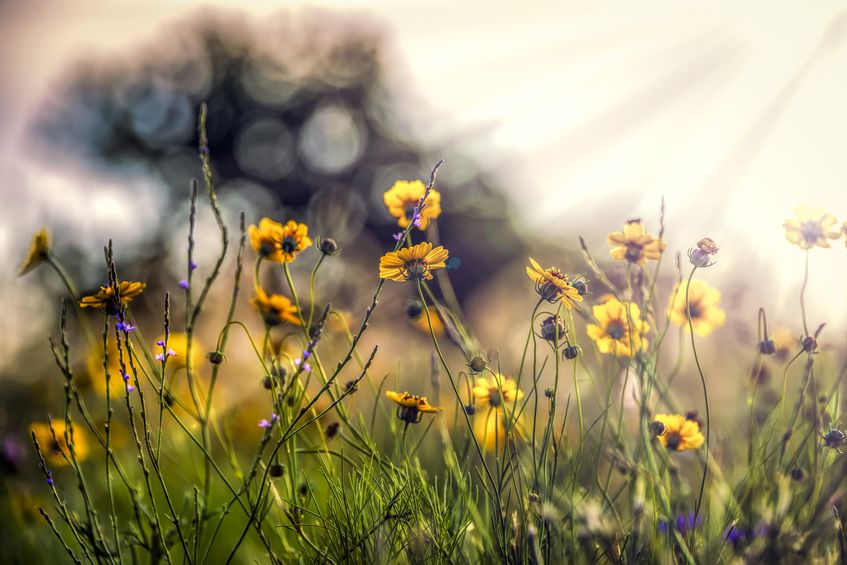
[393,232,405,242]
[258,414,278,429]
[179,279,189,290]
[295,358,311,373]
[121,371,129,381]
[189,260,198,271]
[116,321,136,332]
[126,384,134,392]
[46,470,53,486]
[155,353,164,361]
[723,525,746,548]
[168,348,177,357]
[659,512,702,535]
[156,340,165,346]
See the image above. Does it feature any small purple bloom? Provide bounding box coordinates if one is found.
[126,384,134,392]
[121,371,129,381]
[116,321,136,332]
[167,348,177,357]
[259,414,278,429]
[295,358,311,373]
[156,340,165,346]
[302,350,312,360]
[155,353,164,361]
[723,525,746,548]
[189,260,198,271]
[393,232,405,241]
[46,470,53,486]
[179,279,189,290]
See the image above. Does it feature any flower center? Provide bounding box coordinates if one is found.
[800,221,823,243]
[686,302,702,320]
[606,320,626,340]
[281,236,298,253]
[625,243,643,262]
[259,240,277,257]
[397,405,422,424]
[664,431,682,451]
[403,259,428,280]
[488,389,503,407]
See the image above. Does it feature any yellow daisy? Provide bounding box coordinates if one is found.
[385,390,440,424]
[651,413,704,452]
[250,288,301,326]
[379,242,449,282]
[19,228,50,276]
[783,206,841,249]
[248,218,312,262]
[474,411,525,453]
[411,306,444,337]
[30,420,90,467]
[525,258,583,307]
[667,279,726,337]
[383,180,442,230]
[586,297,649,357]
[472,374,523,408]
[607,220,666,264]
[79,281,146,313]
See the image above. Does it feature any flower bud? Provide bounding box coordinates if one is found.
[563,344,582,360]
[802,336,817,353]
[758,339,777,355]
[540,315,566,342]
[319,238,339,256]
[207,351,224,365]
[325,422,340,440]
[269,463,285,478]
[468,356,487,373]
[262,376,273,390]
[406,300,424,319]
[648,420,666,436]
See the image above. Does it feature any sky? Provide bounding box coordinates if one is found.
[1,0,846,358]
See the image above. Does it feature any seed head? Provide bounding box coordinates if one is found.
[207,351,224,365]
[319,238,339,256]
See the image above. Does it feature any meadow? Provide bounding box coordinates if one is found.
[9,105,847,564]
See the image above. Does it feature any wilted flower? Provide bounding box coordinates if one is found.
[783,206,841,249]
[30,421,89,467]
[651,413,704,452]
[385,391,440,424]
[18,228,50,276]
[586,298,649,357]
[525,258,583,307]
[379,242,449,282]
[250,288,301,326]
[562,344,582,360]
[468,356,487,373]
[823,428,846,449]
[688,237,719,268]
[667,279,726,336]
[607,220,666,264]
[383,180,442,230]
[472,374,523,408]
[79,281,146,314]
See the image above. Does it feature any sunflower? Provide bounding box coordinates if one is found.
[651,413,704,452]
[667,279,726,337]
[30,420,90,467]
[248,218,312,262]
[379,242,449,282]
[18,228,50,276]
[79,281,146,313]
[783,206,841,249]
[474,411,525,452]
[586,297,649,357]
[383,180,442,230]
[526,258,583,307]
[250,288,301,326]
[385,390,440,424]
[472,374,523,408]
[607,220,666,264]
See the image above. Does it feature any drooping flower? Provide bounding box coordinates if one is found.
[607,220,666,264]
[525,258,583,307]
[30,421,90,467]
[385,390,440,424]
[379,242,449,282]
[18,228,50,276]
[651,413,704,452]
[586,298,649,357]
[783,206,841,249]
[79,281,146,314]
[250,288,301,326]
[472,374,524,408]
[383,180,442,230]
[248,218,312,262]
[667,279,726,337]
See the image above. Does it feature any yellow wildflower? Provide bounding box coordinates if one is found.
[652,413,704,452]
[250,288,301,326]
[525,258,583,307]
[30,420,90,467]
[667,279,726,337]
[783,206,840,249]
[586,298,649,357]
[248,218,312,262]
[18,228,50,276]
[383,180,442,230]
[79,281,146,314]
[474,411,525,452]
[385,390,440,424]
[411,306,444,337]
[607,220,666,264]
[379,242,449,282]
[472,374,523,408]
